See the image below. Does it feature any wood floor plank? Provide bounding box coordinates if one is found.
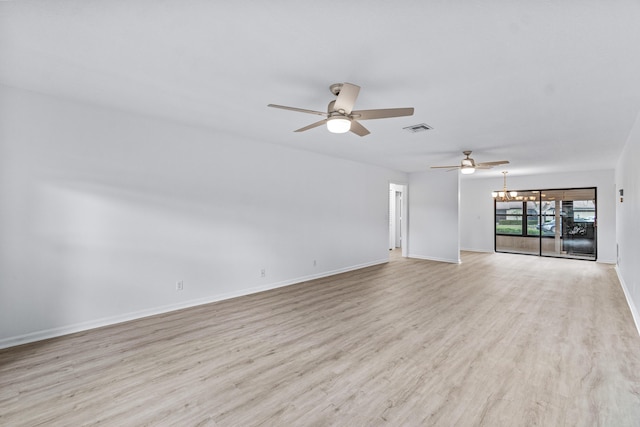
[1,251,639,426]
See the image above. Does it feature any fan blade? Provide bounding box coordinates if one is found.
[431,165,461,169]
[268,104,327,117]
[477,160,509,166]
[333,83,360,114]
[350,120,370,137]
[294,119,328,133]
[351,107,414,120]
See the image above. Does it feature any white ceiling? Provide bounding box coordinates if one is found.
[2,1,640,177]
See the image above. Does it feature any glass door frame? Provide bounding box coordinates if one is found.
[494,186,597,261]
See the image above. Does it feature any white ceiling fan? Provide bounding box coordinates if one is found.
[268,82,414,137]
[431,150,509,174]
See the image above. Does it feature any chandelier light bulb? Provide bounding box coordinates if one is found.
[492,171,517,201]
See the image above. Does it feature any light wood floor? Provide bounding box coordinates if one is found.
[2,251,640,426]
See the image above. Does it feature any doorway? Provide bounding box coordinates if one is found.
[538,189,597,259]
[389,183,408,257]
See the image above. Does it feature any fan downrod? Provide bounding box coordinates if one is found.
[329,83,343,96]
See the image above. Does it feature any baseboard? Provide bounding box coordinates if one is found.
[0,258,389,350]
[615,265,640,337]
[460,248,494,254]
[408,253,461,264]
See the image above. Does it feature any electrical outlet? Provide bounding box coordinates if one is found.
[260,268,266,278]
[176,280,184,291]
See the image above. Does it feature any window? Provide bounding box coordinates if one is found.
[495,191,540,237]
[495,200,524,235]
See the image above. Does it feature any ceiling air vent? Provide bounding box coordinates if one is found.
[403,123,433,133]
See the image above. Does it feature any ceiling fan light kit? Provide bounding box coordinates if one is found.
[326,116,351,133]
[268,82,414,137]
[460,165,475,174]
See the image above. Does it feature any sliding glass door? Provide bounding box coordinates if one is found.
[539,188,596,259]
[495,187,596,260]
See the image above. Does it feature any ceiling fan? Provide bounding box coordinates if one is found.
[268,82,414,137]
[431,150,509,174]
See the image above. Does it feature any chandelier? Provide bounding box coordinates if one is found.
[492,171,518,201]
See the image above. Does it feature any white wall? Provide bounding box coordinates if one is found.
[407,170,460,263]
[0,85,407,348]
[459,177,496,253]
[460,170,616,263]
[616,112,640,332]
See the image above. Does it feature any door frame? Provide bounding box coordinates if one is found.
[389,182,408,257]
